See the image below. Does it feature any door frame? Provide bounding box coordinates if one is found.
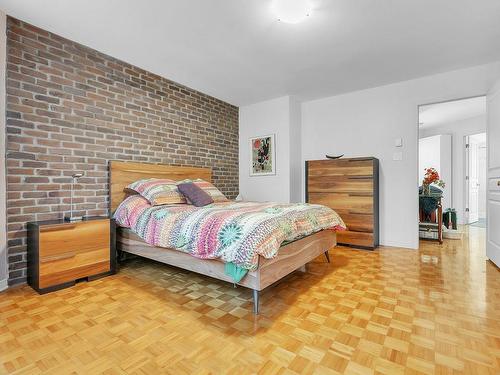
[464,134,471,224]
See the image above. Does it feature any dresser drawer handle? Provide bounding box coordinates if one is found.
[497,180,500,187]
[40,252,76,263]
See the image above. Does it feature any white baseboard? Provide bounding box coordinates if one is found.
[0,278,7,292]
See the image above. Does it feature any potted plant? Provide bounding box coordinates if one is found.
[422,167,445,195]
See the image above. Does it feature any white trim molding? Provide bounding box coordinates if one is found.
[0,279,7,292]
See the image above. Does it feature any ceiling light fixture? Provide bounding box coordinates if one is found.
[271,0,312,24]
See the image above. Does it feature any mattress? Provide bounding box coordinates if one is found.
[114,195,345,272]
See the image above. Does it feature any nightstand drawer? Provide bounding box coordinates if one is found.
[39,248,110,289]
[39,220,110,260]
[28,218,116,293]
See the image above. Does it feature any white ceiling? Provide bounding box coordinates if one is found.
[1,0,500,106]
[419,96,486,129]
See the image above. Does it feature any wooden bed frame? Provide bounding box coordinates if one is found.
[110,161,337,314]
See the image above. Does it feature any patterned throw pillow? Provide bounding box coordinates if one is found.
[126,178,186,205]
[176,179,229,203]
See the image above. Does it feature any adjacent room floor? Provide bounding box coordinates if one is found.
[1,227,498,374]
[470,218,487,228]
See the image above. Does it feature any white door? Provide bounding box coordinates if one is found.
[478,145,487,219]
[467,138,480,224]
[487,80,500,267]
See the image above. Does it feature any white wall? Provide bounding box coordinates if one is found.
[301,62,500,249]
[0,11,7,291]
[440,134,453,211]
[420,115,486,223]
[418,135,441,183]
[289,97,302,203]
[239,96,300,202]
[418,134,452,210]
[418,134,453,208]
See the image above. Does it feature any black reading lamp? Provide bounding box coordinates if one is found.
[65,172,84,222]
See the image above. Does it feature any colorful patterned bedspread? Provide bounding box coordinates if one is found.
[114,195,345,271]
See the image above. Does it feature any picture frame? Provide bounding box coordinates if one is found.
[250,134,276,176]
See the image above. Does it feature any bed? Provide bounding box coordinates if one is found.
[110,161,344,314]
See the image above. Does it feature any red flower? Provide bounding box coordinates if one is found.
[253,139,261,149]
[423,167,445,188]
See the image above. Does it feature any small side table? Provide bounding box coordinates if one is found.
[27,217,116,294]
[419,195,443,244]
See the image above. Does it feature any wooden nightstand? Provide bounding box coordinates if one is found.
[27,217,116,294]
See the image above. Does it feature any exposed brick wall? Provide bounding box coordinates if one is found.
[5,17,239,285]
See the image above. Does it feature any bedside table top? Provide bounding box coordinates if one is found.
[28,216,113,227]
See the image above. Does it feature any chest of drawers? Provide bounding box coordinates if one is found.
[306,158,379,249]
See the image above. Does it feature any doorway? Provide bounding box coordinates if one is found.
[465,132,487,227]
[418,96,487,241]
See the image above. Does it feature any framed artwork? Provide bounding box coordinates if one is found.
[250,134,276,176]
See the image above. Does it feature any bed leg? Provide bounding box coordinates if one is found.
[117,249,126,263]
[253,290,260,315]
[324,250,331,263]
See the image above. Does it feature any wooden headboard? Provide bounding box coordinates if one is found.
[109,161,212,212]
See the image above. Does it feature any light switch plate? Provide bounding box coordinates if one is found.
[395,138,403,147]
[393,151,403,161]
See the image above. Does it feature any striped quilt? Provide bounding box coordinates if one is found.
[114,195,345,271]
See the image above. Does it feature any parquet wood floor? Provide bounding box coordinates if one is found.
[1,226,499,374]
